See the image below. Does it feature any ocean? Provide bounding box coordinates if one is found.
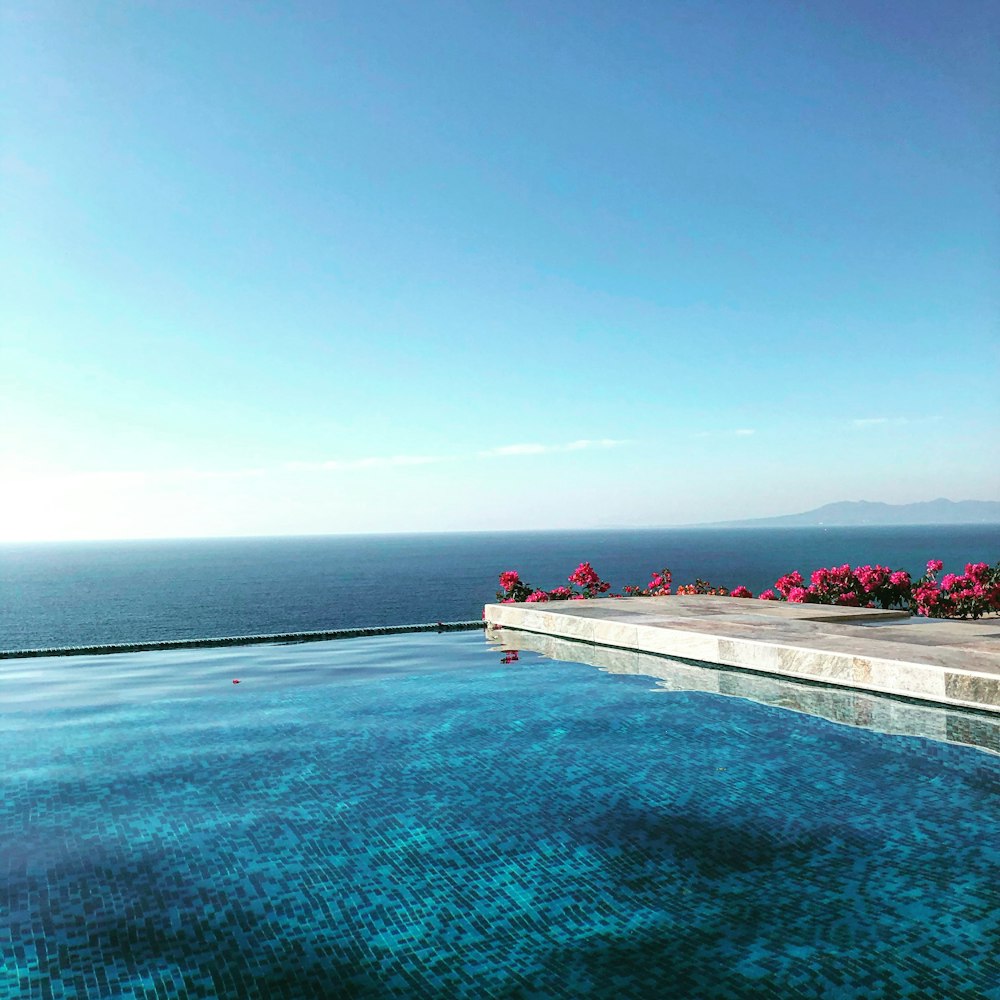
[1,525,997,651]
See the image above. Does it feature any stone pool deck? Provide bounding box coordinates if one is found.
[483,597,1000,715]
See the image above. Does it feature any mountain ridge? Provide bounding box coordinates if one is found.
[699,498,1000,528]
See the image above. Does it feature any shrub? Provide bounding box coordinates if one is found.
[494,559,1000,619]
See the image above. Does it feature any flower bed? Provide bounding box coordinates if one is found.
[495,560,1000,620]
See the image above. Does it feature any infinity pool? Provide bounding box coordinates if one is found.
[1,632,998,998]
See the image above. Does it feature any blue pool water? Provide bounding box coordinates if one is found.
[1,632,998,998]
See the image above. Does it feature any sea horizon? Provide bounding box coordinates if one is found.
[5,514,1000,547]
[3,525,998,653]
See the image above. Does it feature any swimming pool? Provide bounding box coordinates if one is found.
[1,632,997,998]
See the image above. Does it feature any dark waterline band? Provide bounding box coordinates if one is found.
[0,621,487,660]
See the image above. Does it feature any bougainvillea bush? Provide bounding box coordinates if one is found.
[495,559,1000,620]
[496,563,612,604]
[771,563,913,609]
[910,560,1000,619]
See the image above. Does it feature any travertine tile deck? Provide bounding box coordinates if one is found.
[483,596,1000,713]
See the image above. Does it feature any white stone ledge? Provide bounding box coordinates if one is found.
[484,597,1000,714]
[484,628,1000,755]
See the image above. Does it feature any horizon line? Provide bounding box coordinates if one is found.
[3,520,998,546]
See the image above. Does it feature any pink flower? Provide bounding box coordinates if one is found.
[927,559,944,574]
[499,571,520,592]
[758,590,778,601]
[854,565,889,593]
[787,586,808,603]
[775,571,804,597]
[730,585,753,598]
[566,561,611,596]
[913,581,941,616]
[569,562,601,588]
[525,590,550,603]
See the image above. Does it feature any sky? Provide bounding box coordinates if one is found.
[2,0,998,541]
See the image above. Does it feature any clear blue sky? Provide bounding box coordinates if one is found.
[2,0,997,540]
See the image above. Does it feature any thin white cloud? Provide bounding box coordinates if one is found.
[27,466,271,486]
[23,440,629,487]
[850,417,929,429]
[24,456,445,485]
[565,438,626,450]
[482,443,550,457]
[285,454,448,472]
[479,438,628,458]
[691,429,755,439]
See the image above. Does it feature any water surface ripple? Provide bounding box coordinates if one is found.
[1,632,997,998]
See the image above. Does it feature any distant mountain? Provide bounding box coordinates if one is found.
[706,499,1000,528]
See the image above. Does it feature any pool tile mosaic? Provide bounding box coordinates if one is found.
[1,632,998,998]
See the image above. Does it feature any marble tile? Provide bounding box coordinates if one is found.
[945,671,1000,707]
[869,661,946,699]
[545,611,597,642]
[635,626,721,662]
[591,620,639,648]
[776,647,852,683]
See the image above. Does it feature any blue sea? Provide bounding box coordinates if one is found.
[1,525,998,651]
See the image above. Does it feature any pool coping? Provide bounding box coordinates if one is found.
[0,621,487,659]
[482,597,1000,714]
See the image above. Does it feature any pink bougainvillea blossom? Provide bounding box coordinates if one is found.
[775,571,804,598]
[568,562,600,588]
[488,557,999,622]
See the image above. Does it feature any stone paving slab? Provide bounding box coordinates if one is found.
[483,596,1000,714]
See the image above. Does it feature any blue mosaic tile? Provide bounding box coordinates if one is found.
[0,632,997,998]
